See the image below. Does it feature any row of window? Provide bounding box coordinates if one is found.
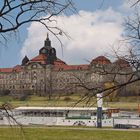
[21,111,64,117]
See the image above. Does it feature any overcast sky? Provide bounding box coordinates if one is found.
[0,0,134,67]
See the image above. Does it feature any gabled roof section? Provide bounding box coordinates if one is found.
[29,54,47,65]
[13,65,22,72]
[29,54,66,66]
[30,54,47,61]
[54,58,67,66]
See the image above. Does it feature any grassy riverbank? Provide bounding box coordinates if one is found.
[0,95,139,110]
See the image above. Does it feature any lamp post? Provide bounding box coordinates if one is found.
[97,93,103,128]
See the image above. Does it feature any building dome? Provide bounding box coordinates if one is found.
[22,55,29,66]
[39,33,57,64]
[90,56,111,65]
[39,33,52,55]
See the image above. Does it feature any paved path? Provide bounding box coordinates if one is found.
[47,126,140,131]
[1,125,140,131]
[14,126,140,131]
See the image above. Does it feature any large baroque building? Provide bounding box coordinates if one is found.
[0,35,131,96]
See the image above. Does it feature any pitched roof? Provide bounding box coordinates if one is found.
[0,65,22,73]
[13,65,22,72]
[29,54,47,64]
[29,54,66,65]
[54,58,67,66]
[0,68,13,73]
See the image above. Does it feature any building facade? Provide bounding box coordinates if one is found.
[0,35,131,96]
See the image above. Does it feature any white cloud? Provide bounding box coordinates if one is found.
[20,8,127,64]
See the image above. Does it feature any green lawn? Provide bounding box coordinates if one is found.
[107,102,138,110]
[0,127,140,140]
[0,95,139,110]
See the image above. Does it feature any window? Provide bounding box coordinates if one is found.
[78,67,82,70]
[32,64,37,69]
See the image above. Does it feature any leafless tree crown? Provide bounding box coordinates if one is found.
[0,0,75,44]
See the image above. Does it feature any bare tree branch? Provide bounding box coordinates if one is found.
[0,0,75,44]
[131,0,140,7]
